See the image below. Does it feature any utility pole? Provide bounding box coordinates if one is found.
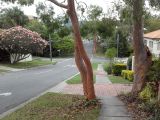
[117,33,119,58]
[49,34,52,62]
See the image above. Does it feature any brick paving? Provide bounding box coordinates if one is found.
[59,83,132,97]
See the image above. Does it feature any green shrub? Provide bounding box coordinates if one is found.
[121,70,128,79]
[54,36,74,55]
[127,71,134,81]
[142,99,157,113]
[139,83,155,100]
[146,59,160,98]
[147,59,160,83]
[147,101,160,120]
[105,47,117,60]
[112,64,127,76]
[103,64,112,74]
[121,70,134,81]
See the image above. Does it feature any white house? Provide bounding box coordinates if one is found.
[144,29,160,57]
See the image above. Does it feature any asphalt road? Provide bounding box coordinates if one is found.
[0,58,79,114]
[0,41,108,115]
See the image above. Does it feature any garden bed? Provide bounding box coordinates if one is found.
[119,93,160,120]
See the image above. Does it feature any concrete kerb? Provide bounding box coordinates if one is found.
[0,72,79,119]
[0,58,73,73]
[0,64,53,73]
[25,62,57,70]
[26,58,74,70]
[0,61,57,74]
[0,65,25,72]
[48,72,80,93]
[0,64,53,74]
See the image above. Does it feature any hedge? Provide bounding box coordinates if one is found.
[112,64,127,76]
[103,64,112,74]
[121,70,134,82]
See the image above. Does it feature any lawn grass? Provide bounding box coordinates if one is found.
[1,59,56,69]
[95,52,105,58]
[108,75,132,84]
[1,93,100,120]
[66,74,82,84]
[66,62,99,84]
[92,62,99,70]
[0,69,9,73]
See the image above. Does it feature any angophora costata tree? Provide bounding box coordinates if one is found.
[49,0,96,100]
[132,0,152,93]
[123,0,152,93]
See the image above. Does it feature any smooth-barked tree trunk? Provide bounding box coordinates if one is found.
[67,0,96,100]
[50,0,96,100]
[93,32,97,54]
[131,0,152,93]
[158,82,160,101]
[75,45,88,96]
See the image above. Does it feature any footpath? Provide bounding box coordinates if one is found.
[49,64,132,120]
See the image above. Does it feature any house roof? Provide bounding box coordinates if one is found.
[144,29,160,39]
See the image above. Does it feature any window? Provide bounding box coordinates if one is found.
[157,42,160,50]
[144,40,147,45]
[149,41,153,48]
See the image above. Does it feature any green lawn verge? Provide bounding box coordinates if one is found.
[1,93,100,120]
[95,52,105,57]
[1,59,56,69]
[92,62,99,70]
[0,69,9,73]
[66,62,99,84]
[108,75,132,84]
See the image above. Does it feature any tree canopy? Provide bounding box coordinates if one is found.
[87,5,103,20]
[36,2,71,39]
[25,20,48,39]
[0,26,47,63]
[0,7,29,29]
[105,47,116,60]
[1,0,34,5]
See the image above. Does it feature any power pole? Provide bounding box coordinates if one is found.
[49,34,52,62]
[117,33,119,58]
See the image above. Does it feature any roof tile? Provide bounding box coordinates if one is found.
[144,29,160,39]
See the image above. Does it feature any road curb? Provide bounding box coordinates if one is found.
[0,62,56,74]
[0,72,79,119]
[25,61,57,70]
[48,72,80,93]
[25,58,73,70]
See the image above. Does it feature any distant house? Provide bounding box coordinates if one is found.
[144,30,160,57]
[27,15,37,21]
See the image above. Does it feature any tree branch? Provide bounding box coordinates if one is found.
[48,0,68,9]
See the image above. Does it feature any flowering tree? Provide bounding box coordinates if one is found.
[0,26,48,63]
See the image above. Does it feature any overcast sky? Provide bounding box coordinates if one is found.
[1,0,122,17]
[1,0,159,17]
